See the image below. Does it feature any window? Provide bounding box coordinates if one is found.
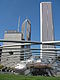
[9,51,13,55]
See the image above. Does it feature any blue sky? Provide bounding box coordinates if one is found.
[0,0,60,45]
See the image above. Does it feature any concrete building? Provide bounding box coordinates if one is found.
[22,19,31,40]
[1,18,31,67]
[1,31,24,67]
[40,2,56,63]
[22,19,31,59]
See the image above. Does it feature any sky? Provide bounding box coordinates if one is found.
[0,0,60,45]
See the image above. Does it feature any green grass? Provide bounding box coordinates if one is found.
[0,73,60,80]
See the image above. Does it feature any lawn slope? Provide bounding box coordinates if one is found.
[0,74,60,80]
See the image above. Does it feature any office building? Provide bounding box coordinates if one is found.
[1,31,23,67]
[40,2,56,63]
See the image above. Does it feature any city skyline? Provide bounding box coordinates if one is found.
[0,0,60,46]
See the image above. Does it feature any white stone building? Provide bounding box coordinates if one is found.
[1,31,24,67]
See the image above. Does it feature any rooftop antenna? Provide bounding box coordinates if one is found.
[18,16,20,32]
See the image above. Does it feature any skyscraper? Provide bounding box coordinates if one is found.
[22,19,31,59]
[40,2,56,63]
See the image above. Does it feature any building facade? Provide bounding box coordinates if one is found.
[22,19,31,59]
[40,2,56,63]
[1,31,24,67]
[1,19,31,67]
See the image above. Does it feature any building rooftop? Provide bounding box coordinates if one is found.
[40,2,51,4]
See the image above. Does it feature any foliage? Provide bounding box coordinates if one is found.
[0,65,4,69]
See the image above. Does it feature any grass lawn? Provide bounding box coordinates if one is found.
[0,73,60,80]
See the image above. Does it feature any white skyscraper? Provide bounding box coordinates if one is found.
[40,2,56,63]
